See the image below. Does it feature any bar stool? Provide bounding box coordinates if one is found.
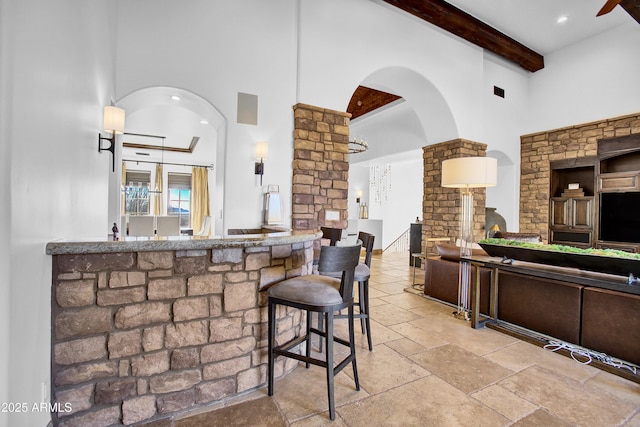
[326,231,375,351]
[313,227,343,267]
[267,244,361,420]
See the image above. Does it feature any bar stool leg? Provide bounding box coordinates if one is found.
[325,310,335,420]
[348,304,360,390]
[267,299,276,396]
[362,279,373,352]
[358,280,366,333]
[305,310,312,368]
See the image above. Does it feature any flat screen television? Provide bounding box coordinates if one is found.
[599,192,640,243]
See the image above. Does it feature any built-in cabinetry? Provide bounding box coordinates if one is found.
[548,135,640,251]
[549,158,596,248]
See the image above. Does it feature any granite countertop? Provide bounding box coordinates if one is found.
[46,230,322,255]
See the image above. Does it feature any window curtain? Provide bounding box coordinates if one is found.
[154,164,163,216]
[191,167,210,234]
[121,162,127,215]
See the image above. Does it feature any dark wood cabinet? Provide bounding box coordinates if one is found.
[549,158,596,247]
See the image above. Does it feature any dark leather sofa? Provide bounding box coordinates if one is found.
[424,243,492,314]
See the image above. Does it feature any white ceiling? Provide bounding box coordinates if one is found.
[444,0,633,55]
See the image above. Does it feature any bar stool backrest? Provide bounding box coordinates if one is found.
[317,244,361,302]
[358,231,375,267]
[321,227,342,246]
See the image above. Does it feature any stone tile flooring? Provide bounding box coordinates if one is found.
[175,252,640,426]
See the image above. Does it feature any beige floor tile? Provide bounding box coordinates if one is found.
[385,337,428,356]
[486,339,600,383]
[365,287,388,299]
[379,292,433,310]
[369,274,404,285]
[511,409,574,427]
[388,322,449,349]
[367,297,388,307]
[410,344,514,394]
[409,315,518,356]
[271,364,369,423]
[471,384,537,421]
[290,413,349,427]
[337,375,509,427]
[175,396,285,427]
[341,344,431,395]
[369,282,406,294]
[624,411,640,426]
[369,303,422,326]
[586,370,640,405]
[499,365,637,426]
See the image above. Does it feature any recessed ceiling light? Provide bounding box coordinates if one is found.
[557,15,568,24]
[200,119,209,125]
[170,95,181,101]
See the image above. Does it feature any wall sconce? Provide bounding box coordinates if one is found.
[98,106,125,172]
[255,141,268,185]
[356,189,363,204]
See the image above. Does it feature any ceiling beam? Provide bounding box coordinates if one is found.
[621,0,640,24]
[347,86,403,120]
[382,0,545,72]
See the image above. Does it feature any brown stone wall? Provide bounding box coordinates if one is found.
[51,243,313,426]
[292,103,350,232]
[519,113,640,240]
[422,139,489,254]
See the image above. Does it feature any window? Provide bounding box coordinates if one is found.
[168,173,191,228]
[125,171,151,216]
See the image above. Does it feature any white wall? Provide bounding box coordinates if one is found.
[297,0,485,140]
[2,1,117,426]
[528,22,640,133]
[0,0,11,422]
[352,151,423,248]
[115,0,298,231]
[370,154,423,248]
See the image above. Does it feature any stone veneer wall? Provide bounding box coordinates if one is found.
[292,103,350,232]
[519,113,640,239]
[422,139,489,253]
[51,243,313,426]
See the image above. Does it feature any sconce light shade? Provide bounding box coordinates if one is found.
[255,141,268,185]
[99,105,125,172]
[441,157,497,189]
[103,106,125,134]
[256,141,268,159]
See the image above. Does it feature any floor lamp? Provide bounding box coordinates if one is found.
[441,157,497,320]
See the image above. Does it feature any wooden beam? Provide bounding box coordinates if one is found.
[621,0,640,24]
[347,86,403,120]
[382,0,545,72]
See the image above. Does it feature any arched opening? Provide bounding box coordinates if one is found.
[110,86,227,236]
[345,67,459,249]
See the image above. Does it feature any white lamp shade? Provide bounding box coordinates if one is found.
[441,156,498,188]
[256,141,268,159]
[103,106,125,134]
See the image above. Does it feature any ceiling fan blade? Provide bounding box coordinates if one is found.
[596,0,622,16]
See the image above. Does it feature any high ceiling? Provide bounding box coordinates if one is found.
[347,0,636,122]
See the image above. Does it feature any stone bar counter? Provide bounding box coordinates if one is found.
[45,230,319,426]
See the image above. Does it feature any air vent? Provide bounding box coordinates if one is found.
[493,86,505,98]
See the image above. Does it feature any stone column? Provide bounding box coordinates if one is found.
[291,103,351,232]
[422,139,489,254]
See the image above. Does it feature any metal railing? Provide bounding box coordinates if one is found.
[384,227,410,253]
